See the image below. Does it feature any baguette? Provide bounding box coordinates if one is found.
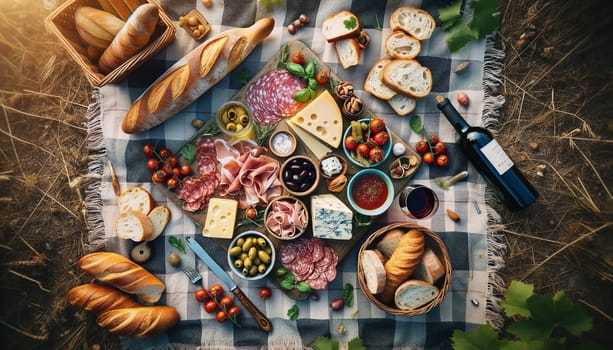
[106,0,133,21]
[67,283,142,314]
[361,250,386,294]
[321,10,361,42]
[114,210,153,242]
[146,205,171,241]
[117,187,153,215]
[121,18,275,134]
[364,58,396,100]
[97,306,180,337]
[78,252,165,303]
[387,94,416,116]
[413,248,445,284]
[389,6,436,41]
[121,0,145,12]
[334,37,361,69]
[98,4,159,74]
[96,0,119,17]
[74,6,125,49]
[382,59,432,99]
[375,228,405,258]
[380,229,425,304]
[394,279,439,310]
[384,31,421,59]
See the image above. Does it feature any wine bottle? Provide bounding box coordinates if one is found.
[436,96,538,211]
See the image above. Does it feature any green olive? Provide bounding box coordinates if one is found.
[265,246,272,255]
[257,250,271,264]
[256,237,267,248]
[258,264,267,273]
[249,266,258,276]
[242,267,249,275]
[234,259,243,268]
[235,237,245,247]
[225,122,237,132]
[239,114,250,126]
[243,257,252,269]
[248,246,257,259]
[229,246,242,257]
[242,237,254,252]
[253,257,261,266]
[240,252,248,260]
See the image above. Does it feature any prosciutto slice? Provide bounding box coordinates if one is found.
[265,199,307,239]
[214,139,282,208]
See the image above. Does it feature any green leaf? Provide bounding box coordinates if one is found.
[293,88,312,102]
[168,236,186,254]
[500,339,551,350]
[527,291,592,337]
[280,272,295,290]
[296,281,312,293]
[287,305,299,320]
[304,61,316,78]
[277,43,289,68]
[438,0,463,30]
[343,16,357,30]
[446,21,476,52]
[286,62,306,77]
[342,283,354,307]
[507,318,554,342]
[313,336,339,350]
[502,280,534,318]
[347,337,366,350]
[409,115,425,135]
[181,143,195,164]
[237,68,251,85]
[469,0,502,39]
[451,325,504,350]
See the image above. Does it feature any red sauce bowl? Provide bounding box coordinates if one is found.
[346,169,394,216]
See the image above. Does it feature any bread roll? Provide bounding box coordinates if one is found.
[78,252,165,303]
[379,229,424,304]
[98,4,159,74]
[394,279,439,310]
[96,306,180,337]
[121,17,275,134]
[74,6,125,49]
[67,283,142,314]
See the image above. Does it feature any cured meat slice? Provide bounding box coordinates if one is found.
[280,238,339,290]
[175,173,219,212]
[244,69,307,125]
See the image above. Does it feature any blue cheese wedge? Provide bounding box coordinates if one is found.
[311,194,353,240]
[202,198,238,239]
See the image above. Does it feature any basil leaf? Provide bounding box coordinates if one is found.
[304,61,315,77]
[181,143,196,164]
[168,236,186,254]
[342,283,354,307]
[287,305,299,320]
[308,78,318,91]
[409,115,425,135]
[293,88,312,102]
[286,62,305,77]
[280,278,295,290]
[296,281,312,293]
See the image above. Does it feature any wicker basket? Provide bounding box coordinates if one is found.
[45,0,175,86]
[357,222,452,316]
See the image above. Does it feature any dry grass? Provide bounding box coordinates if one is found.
[0,0,611,349]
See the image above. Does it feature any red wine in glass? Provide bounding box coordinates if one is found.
[398,185,439,219]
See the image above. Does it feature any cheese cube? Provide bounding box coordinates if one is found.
[202,198,238,239]
[311,194,353,240]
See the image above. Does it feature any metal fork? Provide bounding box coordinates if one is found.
[182,265,203,285]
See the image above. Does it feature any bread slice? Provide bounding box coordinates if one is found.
[361,250,387,294]
[390,6,436,41]
[334,37,361,69]
[118,187,153,215]
[382,59,432,99]
[375,228,405,258]
[387,94,416,116]
[385,31,421,59]
[146,205,171,241]
[394,279,439,310]
[413,248,446,284]
[364,58,396,100]
[322,10,361,42]
[114,210,154,242]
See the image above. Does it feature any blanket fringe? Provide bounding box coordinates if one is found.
[122,339,306,350]
[84,88,107,252]
[482,35,508,331]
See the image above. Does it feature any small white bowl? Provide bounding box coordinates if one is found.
[347,169,394,216]
[227,231,276,280]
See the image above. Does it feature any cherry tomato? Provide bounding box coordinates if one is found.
[195,288,209,303]
[369,147,384,163]
[219,295,233,309]
[291,51,305,64]
[152,170,167,183]
[172,167,181,177]
[147,158,160,170]
[315,71,328,84]
[215,310,228,323]
[344,135,358,151]
[158,147,172,159]
[143,143,155,156]
[373,131,390,146]
[429,134,440,146]
[370,118,386,134]
[227,305,241,317]
[209,284,224,298]
[259,287,272,300]
[180,164,191,176]
[204,300,217,314]
[433,141,446,154]
[415,140,428,153]
[436,154,449,167]
[356,143,370,158]
[166,155,179,168]
[166,177,179,191]
[422,152,435,164]
[245,207,257,219]
[365,138,378,150]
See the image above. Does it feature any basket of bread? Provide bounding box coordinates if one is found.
[357,222,451,316]
[45,0,175,86]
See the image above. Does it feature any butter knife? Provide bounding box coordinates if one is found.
[186,237,272,332]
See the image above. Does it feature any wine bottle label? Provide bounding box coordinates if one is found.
[480,139,514,175]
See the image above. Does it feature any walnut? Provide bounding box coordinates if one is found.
[334,81,354,100]
[357,30,370,49]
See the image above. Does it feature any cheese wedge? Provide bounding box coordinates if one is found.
[202,198,238,239]
[288,90,343,148]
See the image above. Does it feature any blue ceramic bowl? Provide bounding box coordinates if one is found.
[346,169,394,216]
[342,118,393,168]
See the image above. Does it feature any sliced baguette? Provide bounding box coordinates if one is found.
[322,10,361,42]
[387,94,416,116]
[375,228,405,258]
[114,210,154,242]
[361,250,387,294]
[413,248,445,284]
[146,205,170,241]
[382,59,432,99]
[389,6,436,41]
[364,58,396,100]
[117,187,153,215]
[385,31,421,59]
[394,279,439,310]
[334,37,361,69]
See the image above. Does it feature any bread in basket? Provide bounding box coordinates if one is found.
[45,0,175,86]
[357,222,452,316]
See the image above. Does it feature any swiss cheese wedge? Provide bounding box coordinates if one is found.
[288,90,343,148]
